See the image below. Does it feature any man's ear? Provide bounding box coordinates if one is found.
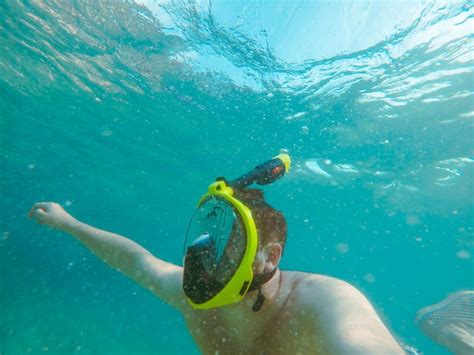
[263,243,282,272]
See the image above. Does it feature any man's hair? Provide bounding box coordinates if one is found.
[233,188,287,254]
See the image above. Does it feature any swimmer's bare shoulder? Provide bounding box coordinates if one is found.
[281,271,404,355]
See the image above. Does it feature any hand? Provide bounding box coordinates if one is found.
[28,202,77,231]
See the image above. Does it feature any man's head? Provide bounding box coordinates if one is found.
[182,184,287,309]
[233,188,287,274]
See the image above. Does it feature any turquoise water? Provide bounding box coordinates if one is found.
[1,1,473,354]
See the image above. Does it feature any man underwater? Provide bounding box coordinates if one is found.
[28,154,404,354]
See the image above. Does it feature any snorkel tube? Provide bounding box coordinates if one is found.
[229,151,291,311]
[225,152,291,189]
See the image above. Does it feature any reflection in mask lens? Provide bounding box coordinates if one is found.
[184,196,247,283]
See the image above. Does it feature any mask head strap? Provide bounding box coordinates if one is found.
[249,266,278,312]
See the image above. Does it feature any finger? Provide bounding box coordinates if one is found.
[28,206,47,220]
[32,208,47,221]
[28,202,50,218]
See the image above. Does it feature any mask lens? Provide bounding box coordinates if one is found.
[183,196,247,303]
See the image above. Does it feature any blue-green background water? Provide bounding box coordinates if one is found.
[1,1,473,354]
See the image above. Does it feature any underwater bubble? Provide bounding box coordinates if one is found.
[456,250,471,259]
[364,273,376,283]
[305,160,332,178]
[336,243,349,254]
[300,125,309,134]
[284,111,307,121]
[28,164,35,169]
[406,214,421,225]
[460,111,474,118]
[65,200,72,206]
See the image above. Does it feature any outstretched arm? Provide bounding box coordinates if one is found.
[28,202,188,312]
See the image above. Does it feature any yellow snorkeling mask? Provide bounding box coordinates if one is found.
[183,153,291,310]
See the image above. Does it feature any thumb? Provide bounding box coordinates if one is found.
[33,208,47,223]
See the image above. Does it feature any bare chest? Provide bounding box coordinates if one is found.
[184,307,319,355]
